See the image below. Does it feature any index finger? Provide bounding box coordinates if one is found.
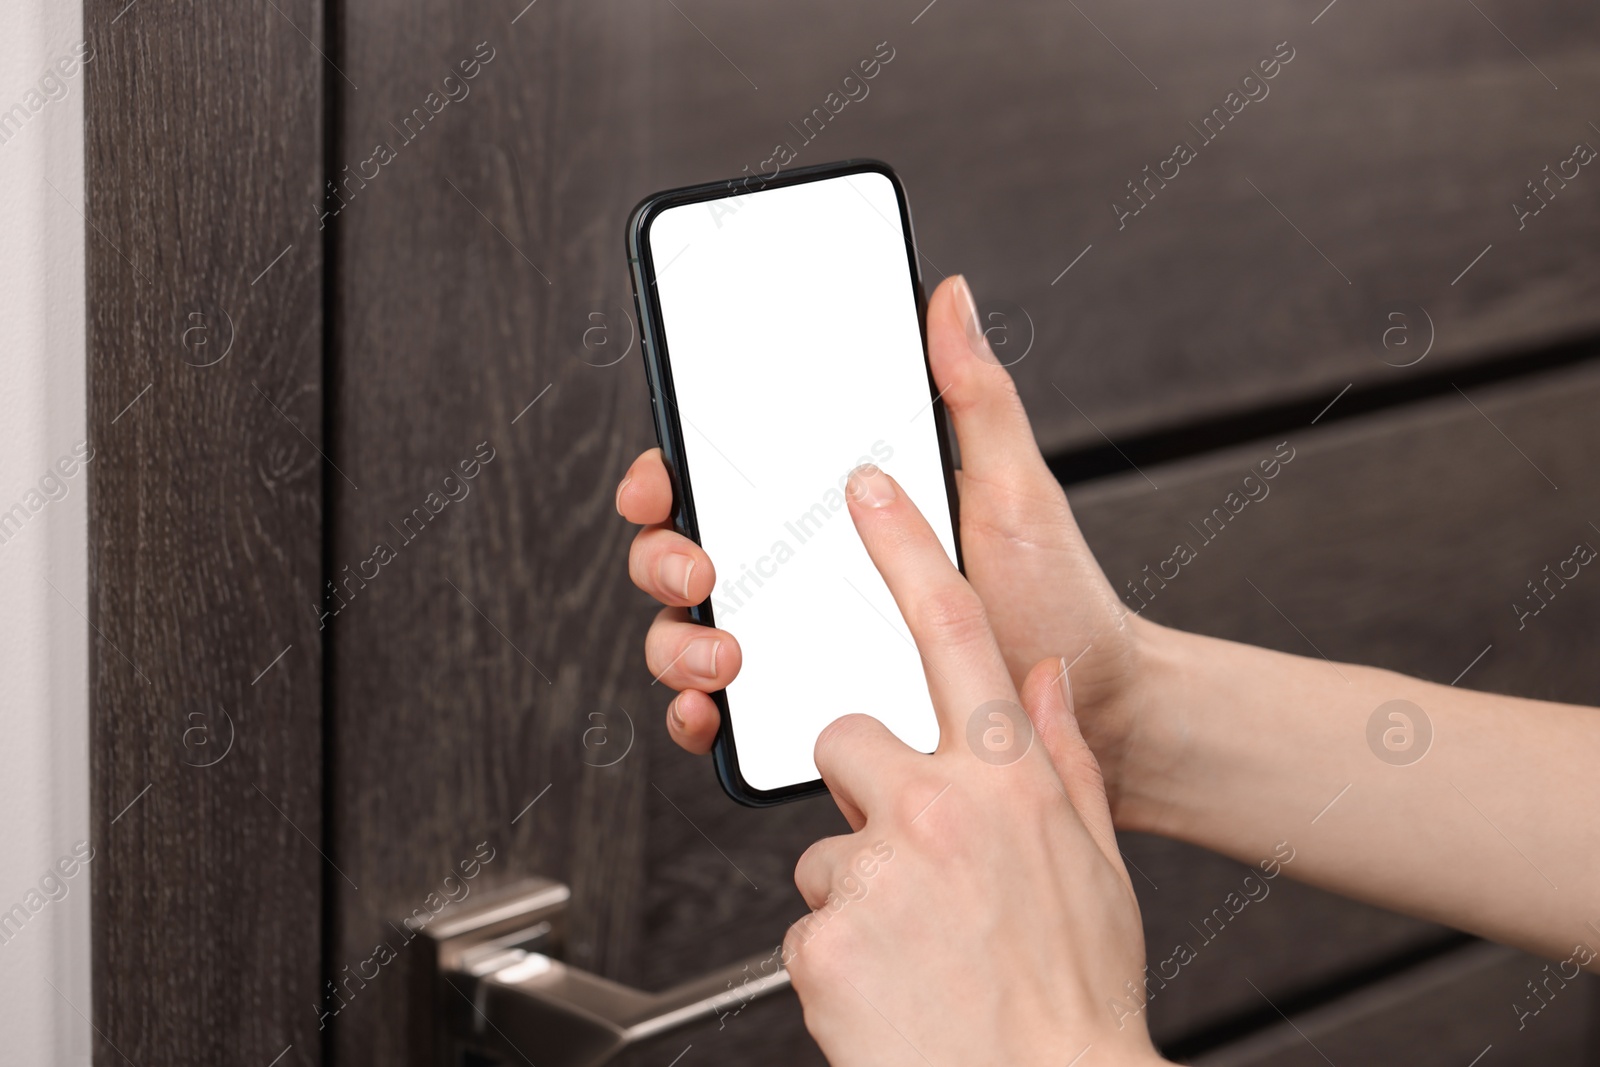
[844,463,1015,745]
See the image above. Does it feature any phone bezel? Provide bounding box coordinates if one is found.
[625,158,963,807]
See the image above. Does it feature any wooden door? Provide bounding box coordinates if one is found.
[88,1,1600,1064]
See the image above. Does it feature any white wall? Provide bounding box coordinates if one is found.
[0,0,93,1061]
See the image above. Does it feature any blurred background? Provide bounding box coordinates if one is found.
[5,0,1598,1064]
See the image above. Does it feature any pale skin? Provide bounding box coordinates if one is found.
[617,274,1600,1061]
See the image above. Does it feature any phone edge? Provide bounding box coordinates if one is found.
[624,158,959,807]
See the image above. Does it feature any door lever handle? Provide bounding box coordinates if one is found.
[420,878,791,1067]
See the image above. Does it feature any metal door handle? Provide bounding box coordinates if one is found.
[420,878,791,1067]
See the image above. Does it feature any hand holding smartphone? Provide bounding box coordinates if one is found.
[626,160,961,805]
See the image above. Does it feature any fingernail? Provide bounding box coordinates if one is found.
[846,464,896,508]
[669,695,688,732]
[685,638,722,679]
[952,274,997,364]
[1057,656,1076,716]
[659,554,696,600]
[615,474,631,514]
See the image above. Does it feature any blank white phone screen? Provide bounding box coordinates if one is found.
[647,171,955,793]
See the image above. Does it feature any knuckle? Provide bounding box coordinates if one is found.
[627,535,658,588]
[910,586,990,646]
[781,919,825,986]
[900,790,982,863]
[781,925,804,970]
[783,908,846,985]
[642,625,680,677]
[643,641,668,679]
[793,842,828,891]
[950,353,1020,411]
[890,775,956,830]
[959,469,1074,550]
[1061,742,1110,802]
[1065,721,1106,777]
[815,713,879,754]
[987,479,1064,535]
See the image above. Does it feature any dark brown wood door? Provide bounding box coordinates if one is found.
[89,1,1600,1064]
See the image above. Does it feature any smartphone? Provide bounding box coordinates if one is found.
[626,159,961,806]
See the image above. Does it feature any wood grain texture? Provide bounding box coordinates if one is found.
[319,3,1600,1065]
[324,2,657,1064]
[86,0,327,1065]
[1116,834,1457,1049]
[637,0,1600,454]
[1071,362,1600,708]
[1192,941,1597,1066]
[1072,360,1600,1049]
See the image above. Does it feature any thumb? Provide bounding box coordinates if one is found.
[1018,656,1122,873]
[926,275,1056,489]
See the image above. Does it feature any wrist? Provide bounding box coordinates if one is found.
[1090,616,1200,837]
[1099,620,1366,844]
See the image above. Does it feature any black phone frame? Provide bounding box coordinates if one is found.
[625,158,963,807]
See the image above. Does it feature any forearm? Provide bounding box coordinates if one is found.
[1115,621,1600,968]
